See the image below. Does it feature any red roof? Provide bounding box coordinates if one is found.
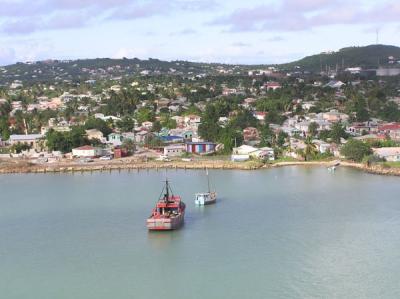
[265,82,281,87]
[379,123,400,131]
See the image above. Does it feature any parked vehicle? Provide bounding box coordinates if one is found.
[100,155,113,160]
[79,158,94,163]
[156,155,171,162]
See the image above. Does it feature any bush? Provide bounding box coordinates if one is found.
[340,139,372,162]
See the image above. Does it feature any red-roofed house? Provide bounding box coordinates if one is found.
[378,123,400,140]
[264,82,282,91]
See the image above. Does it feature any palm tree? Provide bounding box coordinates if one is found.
[303,136,318,161]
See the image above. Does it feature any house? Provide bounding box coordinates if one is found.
[9,134,44,150]
[347,121,379,136]
[232,145,274,161]
[373,147,400,162]
[218,117,229,127]
[72,146,103,158]
[182,130,194,140]
[171,116,185,126]
[354,134,386,142]
[264,82,282,91]
[254,111,267,122]
[258,147,275,160]
[321,110,349,123]
[376,68,400,77]
[142,121,153,130]
[122,132,135,141]
[312,139,331,154]
[242,98,257,108]
[222,88,237,96]
[85,129,104,141]
[302,102,315,111]
[325,80,345,89]
[110,85,121,92]
[243,127,260,144]
[345,67,362,74]
[378,123,400,141]
[184,115,201,126]
[295,121,311,135]
[156,98,171,108]
[108,133,123,146]
[135,130,153,144]
[94,113,122,122]
[186,142,216,154]
[163,144,186,157]
[281,126,302,137]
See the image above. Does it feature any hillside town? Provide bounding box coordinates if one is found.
[1,50,400,170]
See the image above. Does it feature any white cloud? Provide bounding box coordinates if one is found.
[0,47,16,66]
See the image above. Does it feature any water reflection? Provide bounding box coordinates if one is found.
[147,230,182,250]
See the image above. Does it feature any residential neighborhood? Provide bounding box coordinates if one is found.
[1,47,400,169]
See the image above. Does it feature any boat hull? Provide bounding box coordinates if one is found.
[195,192,217,206]
[147,213,185,231]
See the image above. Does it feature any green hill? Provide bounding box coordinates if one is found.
[1,44,400,86]
[282,44,400,71]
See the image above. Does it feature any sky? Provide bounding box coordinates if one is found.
[0,0,400,66]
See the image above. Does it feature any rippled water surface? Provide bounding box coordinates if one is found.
[1,167,400,298]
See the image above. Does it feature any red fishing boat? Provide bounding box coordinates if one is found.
[146,180,185,231]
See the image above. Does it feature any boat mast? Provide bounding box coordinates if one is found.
[206,168,211,193]
[164,179,170,203]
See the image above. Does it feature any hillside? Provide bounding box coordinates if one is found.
[283,44,400,71]
[0,58,235,86]
[1,44,400,86]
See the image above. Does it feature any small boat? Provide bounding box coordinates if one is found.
[195,169,217,205]
[147,179,185,231]
[327,166,336,172]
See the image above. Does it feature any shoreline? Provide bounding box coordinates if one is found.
[1,158,400,177]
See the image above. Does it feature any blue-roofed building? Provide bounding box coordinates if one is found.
[160,135,184,143]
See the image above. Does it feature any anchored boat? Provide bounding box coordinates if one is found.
[147,179,185,231]
[195,169,217,205]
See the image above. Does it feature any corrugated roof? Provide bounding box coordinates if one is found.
[9,134,43,141]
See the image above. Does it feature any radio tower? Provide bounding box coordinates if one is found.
[376,28,380,45]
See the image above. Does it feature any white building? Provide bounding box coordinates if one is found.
[72,146,103,158]
[163,144,186,157]
[373,147,400,162]
[232,145,274,161]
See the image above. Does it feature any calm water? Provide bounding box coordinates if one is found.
[1,167,400,299]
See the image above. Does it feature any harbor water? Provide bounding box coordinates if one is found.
[1,167,400,298]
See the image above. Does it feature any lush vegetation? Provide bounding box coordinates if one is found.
[340,139,372,162]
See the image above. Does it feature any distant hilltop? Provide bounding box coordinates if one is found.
[282,44,400,71]
[1,44,399,85]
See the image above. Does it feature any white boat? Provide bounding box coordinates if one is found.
[195,169,217,205]
[327,166,336,172]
